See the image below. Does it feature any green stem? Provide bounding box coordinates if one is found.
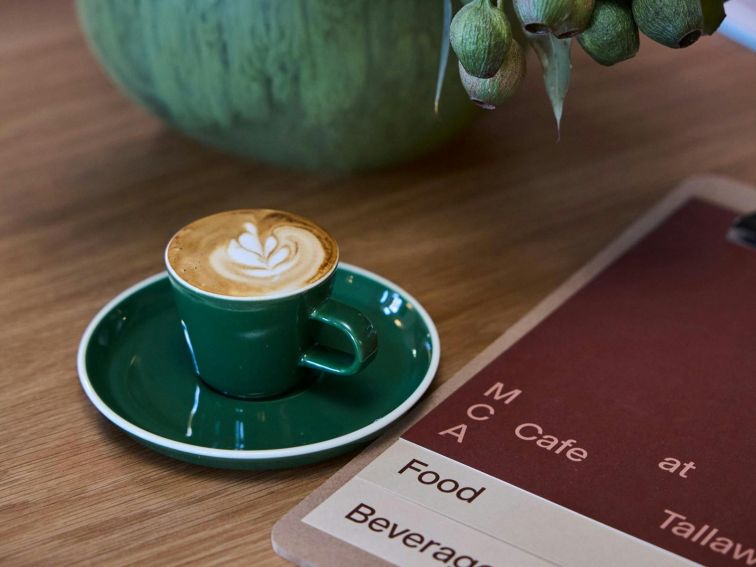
[434,0,452,114]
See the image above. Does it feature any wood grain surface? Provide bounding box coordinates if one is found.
[1,1,755,565]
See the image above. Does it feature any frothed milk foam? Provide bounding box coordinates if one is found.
[167,210,338,297]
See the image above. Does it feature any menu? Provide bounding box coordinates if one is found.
[274,179,756,567]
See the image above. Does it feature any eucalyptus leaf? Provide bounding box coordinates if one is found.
[527,33,572,137]
[435,0,453,114]
[701,0,726,35]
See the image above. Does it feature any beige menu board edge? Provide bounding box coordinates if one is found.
[271,175,756,567]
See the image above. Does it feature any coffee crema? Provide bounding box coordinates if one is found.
[166,210,338,298]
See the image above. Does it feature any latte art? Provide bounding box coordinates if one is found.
[167,210,338,298]
[210,221,326,287]
[219,222,298,277]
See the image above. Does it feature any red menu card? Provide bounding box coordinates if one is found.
[402,199,755,566]
[275,178,756,567]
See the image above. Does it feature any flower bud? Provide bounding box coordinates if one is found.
[578,0,639,65]
[459,39,527,109]
[514,0,595,39]
[632,0,704,49]
[451,0,513,79]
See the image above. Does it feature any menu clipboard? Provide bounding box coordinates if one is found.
[272,176,756,567]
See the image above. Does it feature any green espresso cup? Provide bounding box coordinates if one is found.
[165,209,378,399]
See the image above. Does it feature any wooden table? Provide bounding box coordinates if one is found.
[2,1,755,565]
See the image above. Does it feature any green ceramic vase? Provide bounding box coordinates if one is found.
[76,0,476,171]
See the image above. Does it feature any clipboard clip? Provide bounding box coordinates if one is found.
[728,212,756,250]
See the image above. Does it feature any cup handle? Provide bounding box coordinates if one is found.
[300,298,378,376]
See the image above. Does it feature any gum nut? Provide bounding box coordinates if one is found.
[514,0,595,38]
[459,40,527,109]
[578,0,639,65]
[553,0,595,38]
[632,0,704,48]
[514,0,568,35]
[451,0,513,79]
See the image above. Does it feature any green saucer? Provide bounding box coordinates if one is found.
[77,264,439,469]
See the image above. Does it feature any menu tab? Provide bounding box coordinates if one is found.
[305,440,695,566]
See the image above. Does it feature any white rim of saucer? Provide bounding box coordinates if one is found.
[77,263,440,462]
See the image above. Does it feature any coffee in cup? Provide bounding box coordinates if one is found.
[166,209,338,298]
[166,209,377,399]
